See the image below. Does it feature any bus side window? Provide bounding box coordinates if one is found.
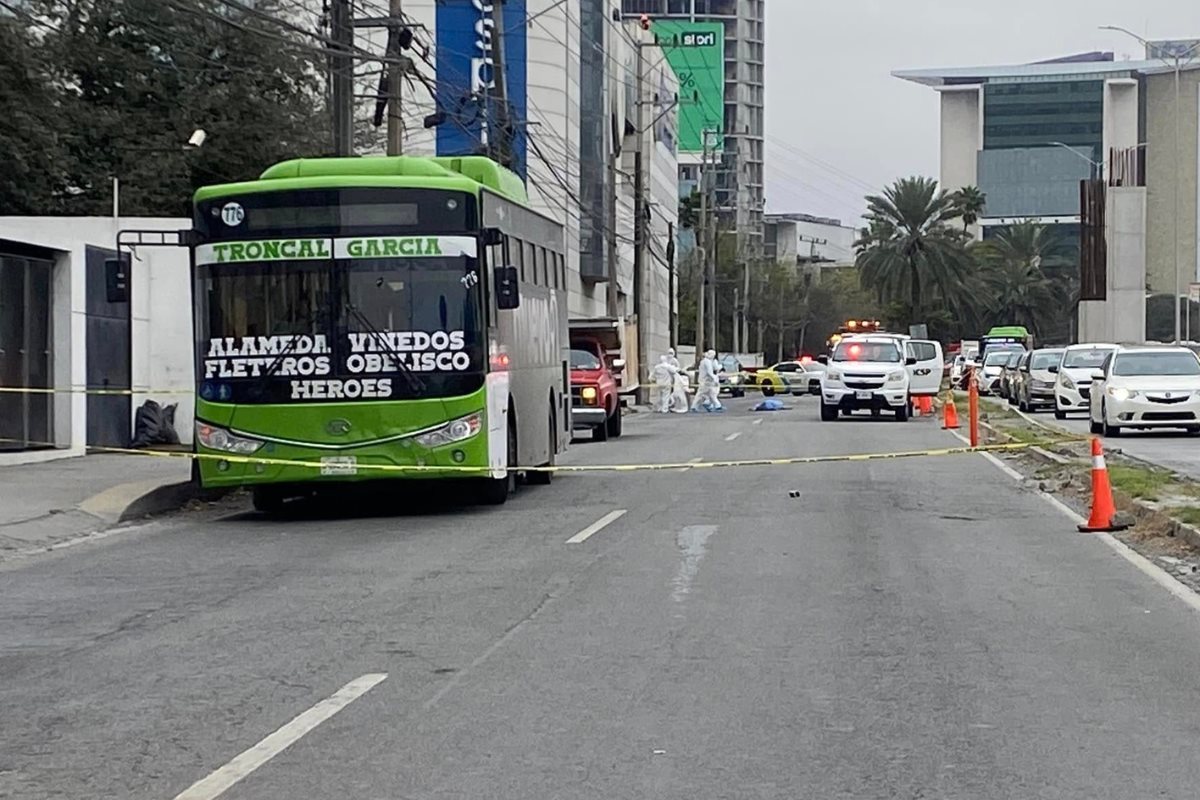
[528,242,542,286]
[487,236,507,327]
[511,237,524,282]
[557,253,565,289]
[536,246,546,286]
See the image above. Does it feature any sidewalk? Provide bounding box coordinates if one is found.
[0,452,194,557]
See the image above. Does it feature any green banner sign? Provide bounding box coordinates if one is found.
[335,236,477,259]
[195,236,478,266]
[195,238,330,266]
[651,20,725,154]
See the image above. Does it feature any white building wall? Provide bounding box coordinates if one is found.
[1103,78,1140,157]
[0,217,193,464]
[938,86,982,194]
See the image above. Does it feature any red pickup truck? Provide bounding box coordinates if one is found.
[569,334,623,441]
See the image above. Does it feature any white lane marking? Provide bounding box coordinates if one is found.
[969,436,1200,617]
[752,418,764,426]
[173,673,387,800]
[724,432,742,442]
[671,525,718,603]
[981,451,1024,481]
[676,457,703,473]
[565,509,627,544]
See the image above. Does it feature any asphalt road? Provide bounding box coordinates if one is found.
[5,397,1200,799]
[1019,403,1200,478]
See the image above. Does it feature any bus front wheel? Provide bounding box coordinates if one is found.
[252,486,286,515]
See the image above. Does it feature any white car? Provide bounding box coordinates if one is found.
[1088,346,1200,436]
[820,337,912,421]
[1052,343,1117,419]
[978,349,1022,395]
[843,333,943,398]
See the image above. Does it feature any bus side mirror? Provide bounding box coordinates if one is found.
[495,265,520,309]
[482,227,504,246]
[104,257,128,303]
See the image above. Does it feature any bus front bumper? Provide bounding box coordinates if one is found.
[196,434,492,489]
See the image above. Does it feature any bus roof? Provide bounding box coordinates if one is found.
[985,325,1029,338]
[193,155,528,205]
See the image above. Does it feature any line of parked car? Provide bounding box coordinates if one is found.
[979,341,1200,436]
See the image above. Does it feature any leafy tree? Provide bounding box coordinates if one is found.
[951,185,987,230]
[855,176,974,327]
[678,189,702,231]
[16,0,330,216]
[0,16,69,213]
[976,222,1076,342]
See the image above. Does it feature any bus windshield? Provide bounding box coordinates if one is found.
[196,249,484,404]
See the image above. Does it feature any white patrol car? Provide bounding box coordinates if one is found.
[820,336,913,421]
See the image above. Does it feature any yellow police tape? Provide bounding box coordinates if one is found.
[0,437,1084,475]
[0,386,192,396]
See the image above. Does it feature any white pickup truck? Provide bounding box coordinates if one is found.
[819,336,924,421]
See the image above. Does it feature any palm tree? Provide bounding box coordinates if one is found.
[951,185,987,230]
[855,177,974,325]
[975,222,1071,339]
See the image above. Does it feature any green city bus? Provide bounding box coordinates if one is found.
[191,155,570,510]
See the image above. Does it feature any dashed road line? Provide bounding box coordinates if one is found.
[172,673,387,800]
[724,432,742,442]
[565,509,627,544]
[676,457,703,473]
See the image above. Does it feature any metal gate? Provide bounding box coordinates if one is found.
[85,246,131,448]
[0,252,53,450]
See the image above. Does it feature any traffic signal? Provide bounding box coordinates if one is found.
[639,13,651,30]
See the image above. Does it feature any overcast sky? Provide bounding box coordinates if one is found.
[763,0,1200,226]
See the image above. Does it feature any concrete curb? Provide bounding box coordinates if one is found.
[117,480,205,523]
[980,415,1200,551]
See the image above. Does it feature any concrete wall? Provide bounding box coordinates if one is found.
[938,86,982,194]
[0,217,193,464]
[1079,187,1147,343]
[1103,78,1140,157]
[1144,69,1200,297]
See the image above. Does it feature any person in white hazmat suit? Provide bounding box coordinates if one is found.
[690,349,724,412]
[666,347,681,371]
[652,355,678,413]
[670,369,690,413]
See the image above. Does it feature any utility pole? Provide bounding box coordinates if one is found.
[732,287,740,354]
[668,223,678,347]
[607,114,620,317]
[386,0,404,155]
[330,0,354,156]
[741,258,750,354]
[489,0,512,168]
[632,38,648,400]
[701,130,718,354]
[694,131,711,362]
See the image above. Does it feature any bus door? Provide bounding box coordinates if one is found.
[906,339,944,397]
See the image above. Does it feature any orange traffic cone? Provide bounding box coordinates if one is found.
[920,396,934,416]
[942,395,960,429]
[1078,437,1130,533]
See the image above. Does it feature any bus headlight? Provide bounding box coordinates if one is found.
[415,412,483,448]
[195,422,264,455]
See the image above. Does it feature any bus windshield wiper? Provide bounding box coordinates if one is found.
[344,303,426,393]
